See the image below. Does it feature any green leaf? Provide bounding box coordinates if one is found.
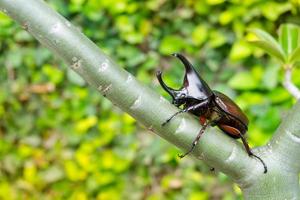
[208,30,227,48]
[228,72,259,90]
[289,47,300,64]
[248,28,286,63]
[229,40,252,61]
[256,107,281,132]
[267,88,291,103]
[260,2,291,21]
[192,25,208,46]
[262,65,280,89]
[159,35,185,55]
[279,24,300,56]
[280,24,300,64]
[206,0,224,5]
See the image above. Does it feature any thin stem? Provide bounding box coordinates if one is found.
[283,67,300,99]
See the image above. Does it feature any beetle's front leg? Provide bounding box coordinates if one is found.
[162,109,186,126]
[162,100,210,126]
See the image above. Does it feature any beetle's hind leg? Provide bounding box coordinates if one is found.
[178,121,210,158]
[239,133,268,173]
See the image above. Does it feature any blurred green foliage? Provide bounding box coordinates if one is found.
[1,0,300,199]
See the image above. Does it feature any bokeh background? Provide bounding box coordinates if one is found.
[1,0,300,199]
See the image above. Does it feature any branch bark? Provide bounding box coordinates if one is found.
[241,101,300,200]
[1,0,300,199]
[269,101,300,172]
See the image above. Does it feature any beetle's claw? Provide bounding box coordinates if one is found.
[250,154,268,174]
[161,120,169,126]
[156,70,162,77]
[171,53,179,57]
[178,153,185,158]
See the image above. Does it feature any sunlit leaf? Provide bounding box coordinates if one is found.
[289,47,300,64]
[262,65,280,89]
[192,25,208,46]
[219,10,234,25]
[281,23,300,64]
[189,191,209,200]
[159,35,185,55]
[206,0,224,5]
[248,28,286,63]
[0,182,14,200]
[267,88,291,103]
[42,64,64,84]
[64,161,87,181]
[279,24,300,58]
[229,40,252,61]
[208,30,227,48]
[75,116,98,134]
[256,107,281,132]
[235,92,266,110]
[23,162,37,183]
[70,191,88,200]
[228,72,259,90]
[260,2,291,21]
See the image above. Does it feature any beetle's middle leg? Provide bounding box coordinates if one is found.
[239,133,268,173]
[178,120,210,158]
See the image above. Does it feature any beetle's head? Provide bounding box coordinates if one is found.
[156,53,213,106]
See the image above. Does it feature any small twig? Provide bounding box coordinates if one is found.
[283,67,300,99]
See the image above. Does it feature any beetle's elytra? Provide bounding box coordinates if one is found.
[157,53,267,173]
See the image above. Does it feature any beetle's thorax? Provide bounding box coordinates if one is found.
[184,97,213,116]
[185,98,222,122]
[182,57,214,100]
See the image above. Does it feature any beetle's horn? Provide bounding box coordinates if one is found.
[172,53,200,85]
[171,53,198,74]
[156,70,177,98]
[171,53,213,99]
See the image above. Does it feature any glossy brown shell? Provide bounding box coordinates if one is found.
[213,91,249,138]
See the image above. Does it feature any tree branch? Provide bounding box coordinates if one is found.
[0,0,262,181]
[240,101,300,200]
[269,100,300,172]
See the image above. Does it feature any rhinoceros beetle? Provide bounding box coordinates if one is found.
[156,53,267,173]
